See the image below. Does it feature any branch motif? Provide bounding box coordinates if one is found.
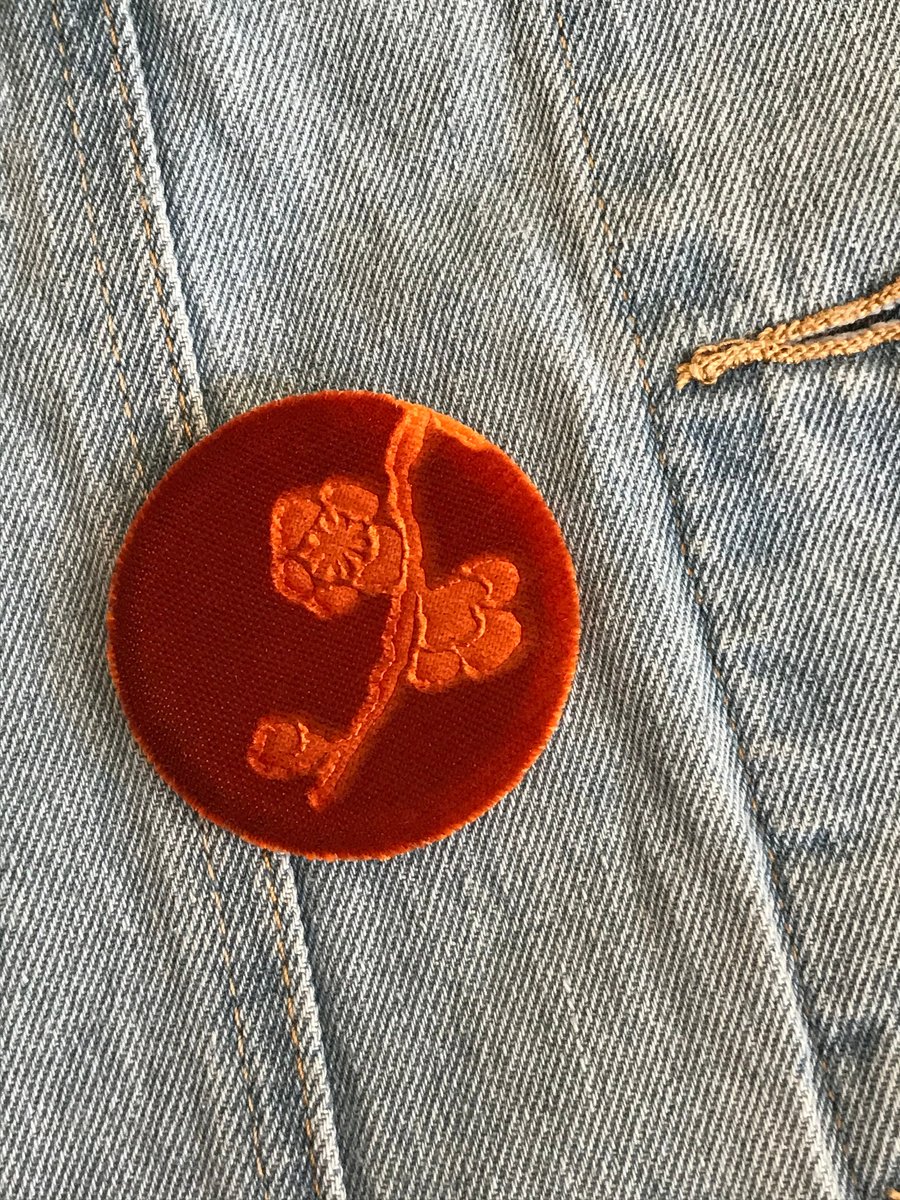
[247,405,522,809]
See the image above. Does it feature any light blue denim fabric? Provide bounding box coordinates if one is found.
[1,4,342,1197]
[3,0,900,1197]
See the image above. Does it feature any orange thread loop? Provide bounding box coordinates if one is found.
[676,274,900,390]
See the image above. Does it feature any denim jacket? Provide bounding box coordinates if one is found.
[3,1,899,1197]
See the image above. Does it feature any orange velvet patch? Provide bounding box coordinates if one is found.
[107,391,580,859]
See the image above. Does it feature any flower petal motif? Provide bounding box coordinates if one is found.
[270,479,522,696]
[321,478,380,522]
[356,526,403,594]
[460,609,522,677]
[462,556,519,606]
[408,555,522,692]
[412,648,462,688]
[247,716,331,780]
[418,578,484,648]
[270,476,400,618]
[275,494,320,551]
[275,557,315,605]
[311,582,359,618]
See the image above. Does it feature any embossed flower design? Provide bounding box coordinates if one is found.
[271,477,402,619]
[251,407,526,807]
[246,714,331,782]
[408,557,521,692]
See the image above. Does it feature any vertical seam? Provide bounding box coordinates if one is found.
[55,3,271,1193]
[201,827,273,1200]
[553,7,652,406]
[261,851,321,1197]
[96,5,323,1192]
[98,0,194,445]
[551,2,860,1194]
[50,0,144,487]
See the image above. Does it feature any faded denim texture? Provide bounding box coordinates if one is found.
[2,0,899,1198]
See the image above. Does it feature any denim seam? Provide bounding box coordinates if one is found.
[98,0,195,444]
[59,3,272,1192]
[50,0,144,492]
[551,2,858,1193]
[98,5,330,1190]
[261,851,322,1196]
[200,827,274,1199]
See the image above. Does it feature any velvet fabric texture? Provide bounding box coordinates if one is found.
[107,391,580,858]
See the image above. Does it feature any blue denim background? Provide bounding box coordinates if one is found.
[3,0,899,1197]
[1,3,342,1196]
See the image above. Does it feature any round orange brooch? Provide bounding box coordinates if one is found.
[107,391,579,859]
